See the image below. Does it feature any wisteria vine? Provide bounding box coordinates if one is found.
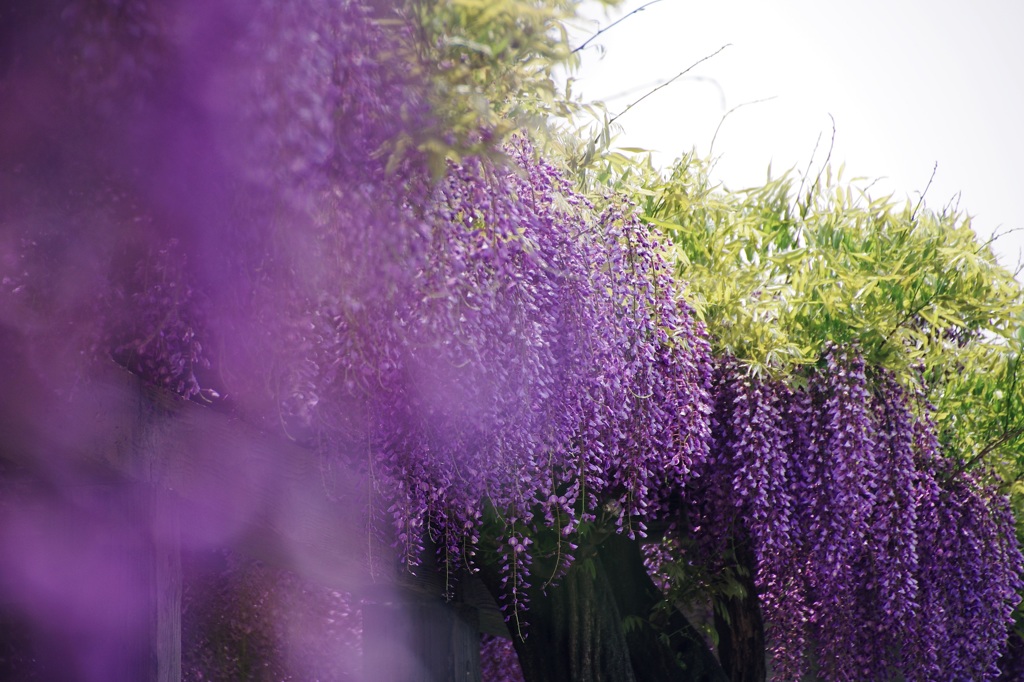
[293,142,715,619]
[3,0,713,622]
[683,347,1023,680]
[3,1,1022,679]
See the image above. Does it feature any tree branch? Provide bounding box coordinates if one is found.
[959,426,1024,474]
[609,44,731,127]
[911,161,938,222]
[571,0,665,55]
[710,95,779,159]
[792,113,837,204]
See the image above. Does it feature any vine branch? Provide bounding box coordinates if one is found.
[709,95,779,159]
[571,0,665,54]
[911,161,938,222]
[609,44,731,127]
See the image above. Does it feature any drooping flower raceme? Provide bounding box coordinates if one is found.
[684,349,1022,681]
[292,141,715,615]
[3,0,715,623]
[4,2,1018,677]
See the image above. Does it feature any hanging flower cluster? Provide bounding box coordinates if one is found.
[685,346,1022,681]
[277,140,714,617]
[480,635,526,682]
[1,0,433,408]
[97,240,210,400]
[6,1,1021,674]
[8,0,715,619]
[181,552,362,681]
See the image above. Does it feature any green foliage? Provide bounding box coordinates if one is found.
[402,0,1024,655]
[621,613,645,635]
[639,160,1023,377]
[934,330,1024,516]
[565,148,1024,477]
[566,126,1024,529]
[393,0,620,174]
[606,154,1024,506]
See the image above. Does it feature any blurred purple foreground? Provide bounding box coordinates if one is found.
[0,0,512,679]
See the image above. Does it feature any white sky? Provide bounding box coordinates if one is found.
[567,0,1024,269]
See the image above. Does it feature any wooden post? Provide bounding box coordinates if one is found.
[149,486,182,682]
[361,586,481,682]
[0,358,504,680]
[0,481,174,680]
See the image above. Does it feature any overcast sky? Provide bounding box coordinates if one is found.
[567,0,1024,269]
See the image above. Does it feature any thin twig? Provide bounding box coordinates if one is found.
[810,113,836,195]
[862,175,888,196]
[795,113,835,201]
[942,189,962,216]
[600,75,724,108]
[709,95,778,158]
[571,0,665,54]
[881,281,929,348]
[608,44,731,127]
[911,161,938,221]
[980,226,1024,252]
[960,426,1024,473]
[979,226,1024,275]
[797,130,823,201]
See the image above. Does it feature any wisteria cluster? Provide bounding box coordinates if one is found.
[181,552,362,681]
[98,239,210,400]
[480,634,527,682]
[2,0,713,622]
[1,0,430,401]
[5,2,1022,677]
[284,141,713,617]
[684,346,1023,680]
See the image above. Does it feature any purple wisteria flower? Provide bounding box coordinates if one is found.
[682,349,1022,681]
